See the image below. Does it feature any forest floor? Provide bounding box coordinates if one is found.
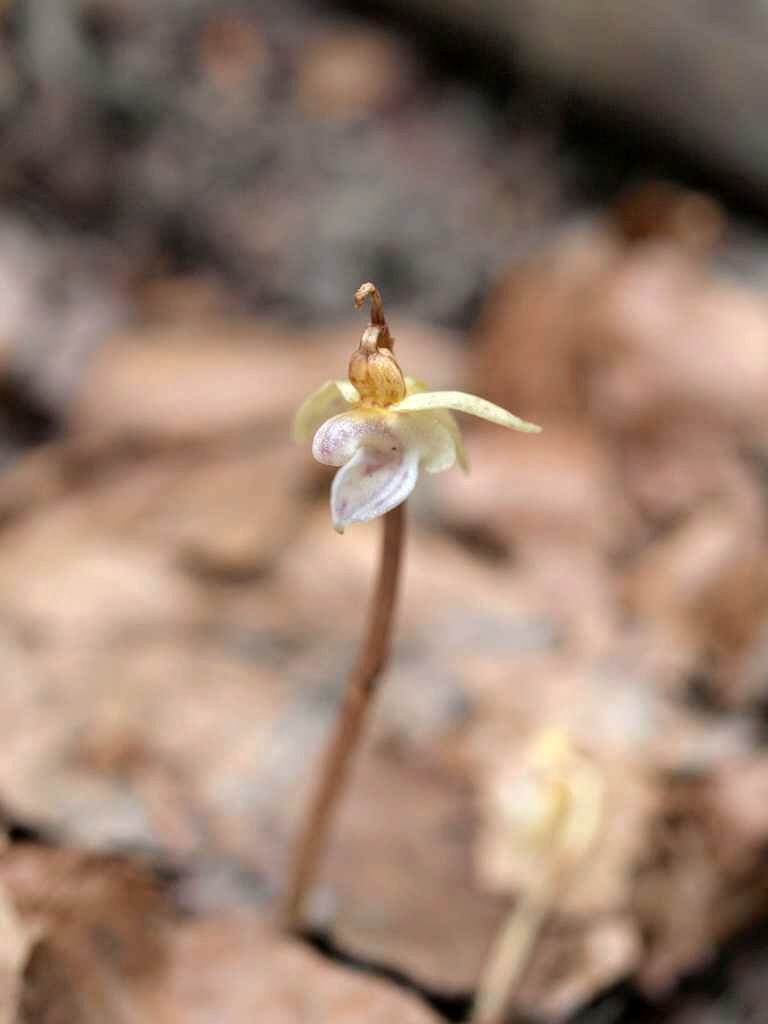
[1,2,768,1022]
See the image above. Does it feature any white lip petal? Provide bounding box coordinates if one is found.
[311,403,474,530]
[313,411,403,468]
[331,445,419,533]
[292,380,359,442]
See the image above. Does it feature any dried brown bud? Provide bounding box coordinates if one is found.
[348,283,406,406]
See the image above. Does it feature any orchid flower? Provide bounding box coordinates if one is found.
[284,283,540,932]
[293,283,540,532]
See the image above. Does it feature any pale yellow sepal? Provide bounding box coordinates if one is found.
[392,390,542,434]
[404,377,469,472]
[292,379,359,442]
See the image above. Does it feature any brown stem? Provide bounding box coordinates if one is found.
[281,502,406,931]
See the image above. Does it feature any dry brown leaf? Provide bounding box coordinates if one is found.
[0,872,30,1024]
[137,914,442,1024]
[1,845,168,1024]
[624,507,768,704]
[473,216,768,442]
[318,745,507,993]
[0,844,442,1024]
[1,280,768,1018]
[436,421,631,552]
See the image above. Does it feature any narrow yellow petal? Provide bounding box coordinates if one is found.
[393,391,541,433]
[292,380,359,442]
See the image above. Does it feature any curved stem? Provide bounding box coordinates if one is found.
[354,281,387,327]
[281,502,406,931]
[469,873,558,1024]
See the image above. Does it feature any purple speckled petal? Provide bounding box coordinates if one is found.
[312,411,402,468]
[330,444,419,533]
[312,407,459,530]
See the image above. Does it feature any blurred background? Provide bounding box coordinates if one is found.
[1,1,768,1022]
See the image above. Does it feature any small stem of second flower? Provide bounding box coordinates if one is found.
[468,749,603,1024]
[469,873,558,1024]
[281,502,406,932]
